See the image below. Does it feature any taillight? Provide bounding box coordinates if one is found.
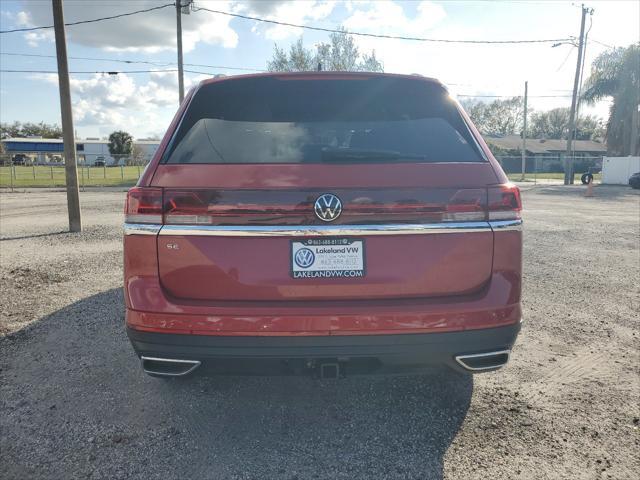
[163,189,217,224]
[443,189,486,222]
[123,186,522,225]
[487,184,522,220]
[125,187,163,224]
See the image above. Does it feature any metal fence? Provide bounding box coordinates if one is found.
[1,152,605,189]
[494,155,603,182]
[0,153,150,190]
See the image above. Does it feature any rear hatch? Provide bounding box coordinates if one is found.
[136,75,511,302]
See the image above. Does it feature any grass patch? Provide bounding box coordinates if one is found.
[2,166,602,188]
[0,165,143,188]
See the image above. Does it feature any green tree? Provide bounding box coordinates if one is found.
[269,38,315,72]
[581,44,640,155]
[529,108,604,141]
[108,130,133,156]
[0,121,63,138]
[460,97,524,136]
[267,29,383,73]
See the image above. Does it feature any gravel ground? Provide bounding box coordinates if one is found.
[0,185,638,480]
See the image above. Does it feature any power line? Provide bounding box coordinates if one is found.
[0,52,576,91]
[1,51,171,67]
[0,68,217,75]
[555,45,576,72]
[182,61,263,72]
[193,6,573,45]
[589,38,614,49]
[0,3,174,34]
[0,52,265,72]
[0,68,579,97]
[457,94,572,98]
[0,69,579,99]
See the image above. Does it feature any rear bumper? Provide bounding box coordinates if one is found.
[126,322,521,376]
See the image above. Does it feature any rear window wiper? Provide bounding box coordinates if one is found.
[320,147,428,162]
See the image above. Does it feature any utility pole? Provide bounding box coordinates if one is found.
[52,0,82,232]
[564,5,589,185]
[176,0,185,104]
[521,81,528,181]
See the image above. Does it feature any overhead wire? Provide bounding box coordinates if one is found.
[555,44,577,72]
[0,68,216,75]
[0,68,578,99]
[1,2,575,44]
[193,6,572,45]
[0,3,600,102]
[457,94,572,98]
[0,52,265,72]
[0,3,175,34]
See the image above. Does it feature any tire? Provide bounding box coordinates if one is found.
[581,173,593,185]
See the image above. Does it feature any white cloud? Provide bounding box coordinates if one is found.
[337,1,583,117]
[343,0,446,34]
[240,0,337,40]
[35,71,190,135]
[13,0,239,53]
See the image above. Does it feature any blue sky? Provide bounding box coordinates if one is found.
[1,0,638,139]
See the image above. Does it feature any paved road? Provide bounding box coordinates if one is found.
[1,185,638,479]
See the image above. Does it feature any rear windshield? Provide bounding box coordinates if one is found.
[164,76,485,164]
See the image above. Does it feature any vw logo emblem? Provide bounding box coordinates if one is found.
[294,248,315,268]
[314,193,342,222]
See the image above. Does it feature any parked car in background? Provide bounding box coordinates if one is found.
[94,156,106,167]
[629,172,640,189]
[123,72,523,379]
[12,154,27,165]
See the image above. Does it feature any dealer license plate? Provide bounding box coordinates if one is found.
[291,238,365,279]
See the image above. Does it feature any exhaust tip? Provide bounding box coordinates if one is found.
[455,350,511,372]
[141,356,201,377]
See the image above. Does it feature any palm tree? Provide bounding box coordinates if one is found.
[581,44,639,156]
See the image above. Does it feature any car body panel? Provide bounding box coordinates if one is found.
[157,231,494,301]
[124,72,522,375]
[123,224,521,334]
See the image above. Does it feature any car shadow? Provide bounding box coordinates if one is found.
[0,289,472,480]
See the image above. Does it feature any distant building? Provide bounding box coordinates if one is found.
[484,135,606,157]
[1,138,160,165]
[484,135,607,173]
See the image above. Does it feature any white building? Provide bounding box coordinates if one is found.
[1,137,160,165]
[77,139,160,165]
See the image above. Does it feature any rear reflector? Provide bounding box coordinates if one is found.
[125,187,163,224]
[487,184,522,220]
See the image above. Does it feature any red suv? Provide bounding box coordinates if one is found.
[124,72,522,378]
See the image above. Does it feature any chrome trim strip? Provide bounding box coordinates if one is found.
[123,223,162,236]
[454,350,511,372]
[489,219,523,232]
[126,221,521,236]
[141,356,201,377]
[158,222,492,237]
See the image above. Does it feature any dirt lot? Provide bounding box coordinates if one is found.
[1,185,638,480]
